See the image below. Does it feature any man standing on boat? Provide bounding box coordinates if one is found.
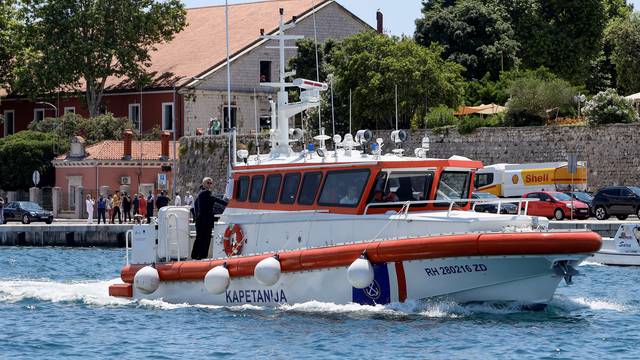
[192,177,215,260]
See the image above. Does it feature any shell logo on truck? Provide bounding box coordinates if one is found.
[475,162,587,198]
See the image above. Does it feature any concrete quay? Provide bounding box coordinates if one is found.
[548,219,634,238]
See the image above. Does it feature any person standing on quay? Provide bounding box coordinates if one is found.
[122,193,131,223]
[107,195,113,223]
[112,191,122,224]
[138,194,147,220]
[86,194,95,224]
[156,190,169,211]
[174,192,182,206]
[97,195,106,224]
[132,193,140,216]
[0,195,6,224]
[185,191,194,219]
[146,191,155,224]
[192,177,215,260]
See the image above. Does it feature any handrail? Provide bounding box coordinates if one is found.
[364,198,539,216]
[125,229,132,265]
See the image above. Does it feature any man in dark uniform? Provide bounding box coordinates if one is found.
[192,177,215,260]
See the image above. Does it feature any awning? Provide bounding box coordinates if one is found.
[454,103,506,116]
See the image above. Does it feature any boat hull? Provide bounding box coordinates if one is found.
[112,231,600,306]
[122,254,585,306]
[591,238,640,266]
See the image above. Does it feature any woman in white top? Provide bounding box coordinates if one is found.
[86,194,95,224]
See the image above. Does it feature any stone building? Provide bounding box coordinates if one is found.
[179,0,371,135]
[0,0,371,138]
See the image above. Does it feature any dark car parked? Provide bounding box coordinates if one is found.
[564,191,594,216]
[472,192,518,214]
[1,201,53,224]
[591,186,640,220]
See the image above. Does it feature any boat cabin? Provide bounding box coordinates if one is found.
[228,158,483,215]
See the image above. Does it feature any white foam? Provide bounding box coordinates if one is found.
[0,278,131,306]
[579,260,605,267]
[551,296,627,312]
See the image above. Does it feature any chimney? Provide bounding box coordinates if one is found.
[122,129,133,160]
[160,130,170,160]
[376,10,383,34]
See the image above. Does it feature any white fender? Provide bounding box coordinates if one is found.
[204,265,230,294]
[134,265,160,294]
[347,256,374,289]
[254,256,281,286]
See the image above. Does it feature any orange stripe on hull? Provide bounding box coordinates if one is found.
[119,232,602,285]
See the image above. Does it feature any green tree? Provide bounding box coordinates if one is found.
[584,88,639,125]
[0,0,18,86]
[14,0,187,117]
[607,14,640,94]
[0,131,68,190]
[505,0,607,85]
[330,31,465,131]
[415,0,519,80]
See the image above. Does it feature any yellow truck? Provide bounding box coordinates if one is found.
[475,162,587,197]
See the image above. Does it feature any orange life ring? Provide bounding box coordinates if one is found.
[223,224,244,256]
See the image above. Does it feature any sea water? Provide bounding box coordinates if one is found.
[0,247,638,359]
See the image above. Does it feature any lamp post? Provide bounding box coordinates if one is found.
[172,85,177,199]
[36,101,58,118]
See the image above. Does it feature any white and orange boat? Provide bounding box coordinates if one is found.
[109,11,601,308]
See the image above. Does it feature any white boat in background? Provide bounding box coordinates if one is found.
[591,224,640,266]
[109,9,602,308]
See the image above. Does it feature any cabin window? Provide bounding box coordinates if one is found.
[263,174,282,203]
[280,173,301,204]
[298,172,322,205]
[436,171,471,206]
[318,169,370,207]
[249,175,265,203]
[383,171,434,202]
[235,176,249,201]
[475,173,493,188]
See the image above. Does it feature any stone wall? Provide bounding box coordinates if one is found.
[177,124,640,195]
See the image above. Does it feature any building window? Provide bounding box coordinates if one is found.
[259,115,271,130]
[129,104,141,131]
[64,107,76,114]
[222,106,237,131]
[162,102,174,131]
[3,110,15,136]
[34,108,45,122]
[259,60,271,82]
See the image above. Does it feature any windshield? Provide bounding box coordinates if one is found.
[551,192,572,201]
[474,192,497,199]
[21,202,43,211]
[572,192,593,202]
[436,171,470,204]
[631,187,640,197]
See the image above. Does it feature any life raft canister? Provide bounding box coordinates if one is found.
[223,224,244,256]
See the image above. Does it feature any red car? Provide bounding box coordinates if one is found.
[523,191,590,220]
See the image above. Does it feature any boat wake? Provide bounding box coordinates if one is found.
[0,278,628,317]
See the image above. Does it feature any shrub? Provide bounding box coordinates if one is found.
[0,131,68,190]
[29,113,133,144]
[505,77,575,126]
[584,89,639,125]
[457,114,503,134]
[425,105,457,129]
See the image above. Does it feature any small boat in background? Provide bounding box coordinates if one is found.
[591,224,640,266]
